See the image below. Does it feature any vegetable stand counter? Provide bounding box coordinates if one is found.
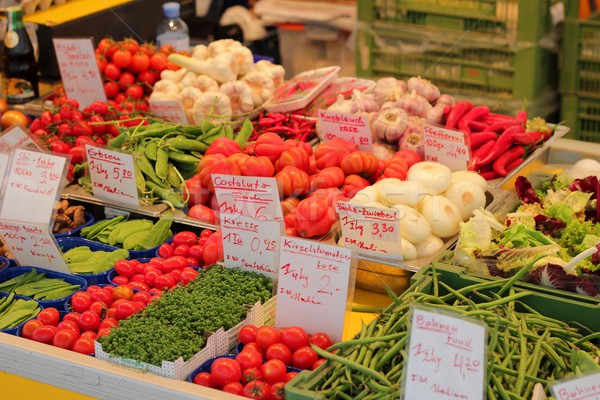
[0,289,389,400]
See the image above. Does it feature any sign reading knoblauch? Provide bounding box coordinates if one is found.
[318,110,372,152]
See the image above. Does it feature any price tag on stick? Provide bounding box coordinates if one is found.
[53,37,107,108]
[85,144,139,207]
[149,98,188,124]
[403,305,487,400]
[550,371,600,400]
[212,174,283,220]
[423,124,470,171]
[336,201,402,259]
[318,110,372,151]
[221,213,283,280]
[276,237,354,342]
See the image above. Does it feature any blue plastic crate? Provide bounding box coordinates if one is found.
[56,237,127,285]
[54,211,95,238]
[0,266,87,310]
[0,292,42,335]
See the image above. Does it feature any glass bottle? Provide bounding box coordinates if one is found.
[156,2,190,52]
[2,6,39,104]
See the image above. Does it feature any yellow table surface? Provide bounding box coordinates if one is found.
[24,0,131,26]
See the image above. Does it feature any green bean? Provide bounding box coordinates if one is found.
[375,335,407,370]
[574,331,600,346]
[514,321,529,394]
[492,365,547,384]
[491,373,511,400]
[497,255,546,296]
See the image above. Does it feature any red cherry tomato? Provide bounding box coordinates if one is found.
[211,357,242,388]
[31,325,59,344]
[21,319,44,339]
[193,372,215,388]
[280,326,309,351]
[171,231,198,247]
[292,346,319,370]
[309,332,333,350]
[72,337,95,355]
[238,325,258,345]
[265,343,293,366]
[52,329,79,349]
[37,307,60,326]
[255,326,281,351]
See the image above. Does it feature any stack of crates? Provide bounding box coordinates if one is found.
[355,0,561,118]
[560,2,600,142]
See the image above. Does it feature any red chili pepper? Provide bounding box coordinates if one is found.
[445,100,474,129]
[492,145,526,177]
[457,105,490,134]
[516,110,527,124]
[511,130,544,146]
[469,131,498,150]
[480,170,499,180]
[484,119,523,133]
[474,125,524,169]
[506,157,524,174]
[468,139,496,171]
[467,120,488,132]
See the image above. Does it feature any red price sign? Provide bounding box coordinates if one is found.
[318,110,372,151]
[423,124,470,171]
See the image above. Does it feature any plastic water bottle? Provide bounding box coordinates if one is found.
[156,2,190,52]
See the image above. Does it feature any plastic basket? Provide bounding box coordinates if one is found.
[54,211,95,238]
[56,237,127,285]
[560,13,600,96]
[0,266,87,310]
[0,292,42,336]
[357,0,556,43]
[561,93,600,142]
[355,23,558,101]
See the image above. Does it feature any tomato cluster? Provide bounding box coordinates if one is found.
[111,256,199,292]
[95,37,183,103]
[156,229,223,268]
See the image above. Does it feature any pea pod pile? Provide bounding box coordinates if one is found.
[62,247,129,275]
[0,269,81,300]
[307,262,600,400]
[0,293,41,330]
[101,118,253,208]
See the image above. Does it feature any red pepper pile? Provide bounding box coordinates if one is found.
[445,101,553,180]
[249,112,317,143]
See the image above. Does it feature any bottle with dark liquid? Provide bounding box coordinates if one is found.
[2,6,38,104]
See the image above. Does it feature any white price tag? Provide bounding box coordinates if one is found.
[53,38,107,108]
[221,213,283,280]
[85,144,139,207]
[0,125,42,153]
[551,371,600,400]
[213,174,283,221]
[403,306,487,400]
[276,237,353,342]
[318,110,372,151]
[423,124,470,171]
[336,202,402,259]
[149,98,188,124]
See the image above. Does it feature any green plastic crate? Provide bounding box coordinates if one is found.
[561,93,600,142]
[357,0,555,43]
[285,263,600,400]
[560,14,600,96]
[356,24,559,101]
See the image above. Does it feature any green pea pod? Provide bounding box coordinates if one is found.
[138,211,174,250]
[107,132,128,149]
[0,307,40,330]
[62,247,94,263]
[166,164,183,188]
[224,124,234,140]
[132,155,146,195]
[95,249,129,274]
[155,146,170,180]
[146,181,186,209]
[67,252,110,274]
[200,118,215,134]
[144,140,159,161]
[136,149,165,186]
[165,137,208,152]
[130,124,178,139]
[0,292,15,316]
[235,118,253,149]
[116,219,153,244]
[122,230,151,250]
[80,216,126,240]
[181,124,205,136]
[198,125,223,142]
[167,151,200,166]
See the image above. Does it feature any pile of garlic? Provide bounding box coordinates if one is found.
[150,39,285,125]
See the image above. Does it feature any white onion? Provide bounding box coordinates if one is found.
[391,203,431,244]
[377,179,429,208]
[408,161,452,194]
[449,170,488,192]
[444,180,487,221]
[419,195,462,238]
[414,235,444,258]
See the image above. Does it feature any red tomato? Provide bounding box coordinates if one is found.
[114,259,135,278]
[169,269,182,283]
[260,359,287,385]
[312,358,326,370]
[72,337,95,355]
[70,291,92,313]
[265,343,292,365]
[130,52,150,72]
[31,325,59,344]
[222,381,244,395]
[112,276,129,285]
[90,288,113,307]
[62,312,81,323]
[21,319,44,339]
[67,146,86,165]
[103,62,121,80]
[202,230,223,265]
[49,140,72,154]
[88,301,108,318]
[184,174,210,207]
[78,310,101,332]
[137,69,156,89]
[309,332,333,350]
[188,245,204,264]
[235,349,263,371]
[179,267,199,285]
[187,204,216,224]
[243,380,270,399]
[144,268,161,287]
[118,71,135,90]
[97,38,115,53]
[292,346,318,370]
[57,320,81,336]
[131,291,152,304]
[52,329,79,350]
[157,243,174,259]
[393,149,422,168]
[270,381,286,400]
[148,258,164,271]
[211,357,242,388]
[238,325,258,345]
[112,285,134,301]
[154,274,176,290]
[193,372,215,387]
[285,371,298,382]
[280,326,309,351]
[162,256,187,273]
[37,308,60,326]
[255,326,281,351]
[173,244,190,258]
[150,52,168,71]
[128,281,150,292]
[126,85,144,100]
[172,231,198,247]
[104,81,120,99]
[112,49,132,68]
[114,300,138,321]
[98,317,118,331]
[242,367,262,384]
[185,257,199,268]
[243,342,264,358]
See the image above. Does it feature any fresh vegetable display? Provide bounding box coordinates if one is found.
[80,213,173,251]
[110,257,199,292]
[0,293,41,331]
[249,112,317,143]
[52,200,87,235]
[97,266,273,366]
[62,247,129,275]
[0,269,81,300]
[454,168,600,297]
[299,267,600,399]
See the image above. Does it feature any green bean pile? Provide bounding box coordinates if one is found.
[309,268,600,400]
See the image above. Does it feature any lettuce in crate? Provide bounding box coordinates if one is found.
[453,174,600,297]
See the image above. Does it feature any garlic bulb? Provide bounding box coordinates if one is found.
[192,91,233,125]
[151,79,180,99]
[255,60,286,88]
[220,80,254,116]
[435,93,455,107]
[380,101,395,111]
[178,87,203,124]
[192,44,208,60]
[207,39,243,58]
[242,70,275,107]
[160,68,186,83]
[327,94,353,113]
[407,76,440,103]
[192,74,219,92]
[179,71,199,90]
[373,77,407,105]
[425,103,447,125]
[231,46,254,76]
[371,108,410,143]
[350,90,380,113]
[394,90,433,118]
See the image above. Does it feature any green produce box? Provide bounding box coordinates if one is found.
[561,93,600,142]
[285,263,600,399]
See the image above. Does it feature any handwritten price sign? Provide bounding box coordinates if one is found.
[85,144,139,207]
[403,305,487,400]
[53,38,107,108]
[0,149,67,225]
[423,124,470,171]
[551,372,600,400]
[213,174,283,221]
[0,221,70,273]
[318,110,372,151]
[149,98,188,124]
[276,237,353,342]
[221,213,283,280]
[0,125,42,153]
[336,201,402,259]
